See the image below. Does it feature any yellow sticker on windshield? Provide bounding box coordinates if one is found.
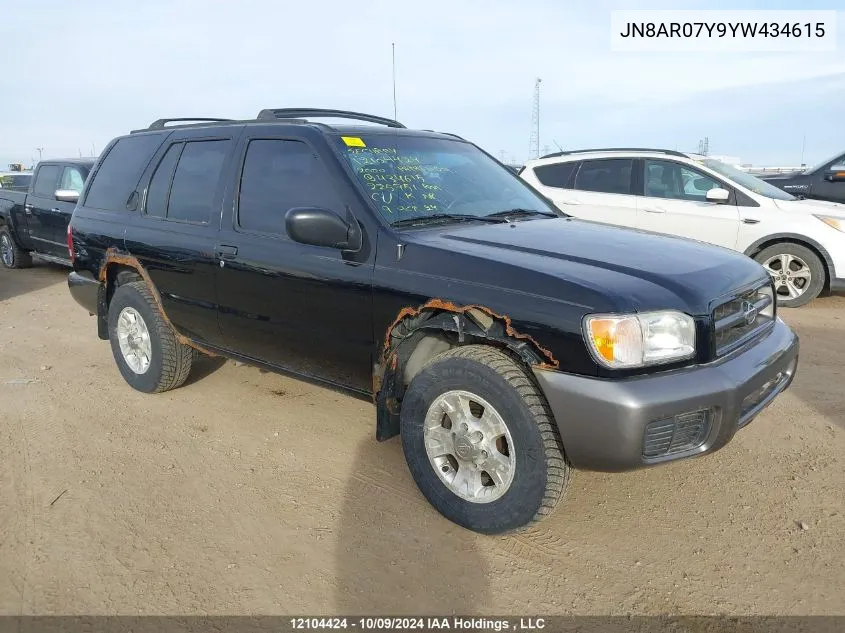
[342,136,366,147]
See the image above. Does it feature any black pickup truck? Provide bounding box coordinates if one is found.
[762,151,845,204]
[0,158,95,269]
[66,109,799,534]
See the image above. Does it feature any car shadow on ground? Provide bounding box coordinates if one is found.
[334,440,491,615]
[785,322,845,430]
[0,261,69,303]
[184,354,228,386]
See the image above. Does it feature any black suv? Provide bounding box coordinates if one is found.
[67,108,799,534]
[763,151,845,204]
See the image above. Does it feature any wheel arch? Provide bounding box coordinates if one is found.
[97,248,216,356]
[744,233,834,292]
[374,300,559,442]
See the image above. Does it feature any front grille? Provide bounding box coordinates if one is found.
[713,283,775,357]
[642,409,710,458]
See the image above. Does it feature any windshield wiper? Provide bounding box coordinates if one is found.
[391,213,510,228]
[484,208,559,220]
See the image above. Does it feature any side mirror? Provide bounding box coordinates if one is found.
[705,187,730,204]
[825,165,845,182]
[55,189,80,203]
[285,206,362,252]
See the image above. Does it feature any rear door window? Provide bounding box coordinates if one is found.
[166,140,231,224]
[144,143,183,218]
[84,133,164,211]
[573,159,634,195]
[33,165,61,197]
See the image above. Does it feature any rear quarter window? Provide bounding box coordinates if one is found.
[533,162,577,188]
[84,133,165,211]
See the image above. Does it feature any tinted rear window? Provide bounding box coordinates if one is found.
[533,162,577,188]
[166,140,231,223]
[85,133,165,211]
[0,174,32,191]
[573,159,634,195]
[145,143,182,218]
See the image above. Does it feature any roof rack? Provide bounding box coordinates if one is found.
[145,117,234,130]
[538,147,688,160]
[256,108,406,128]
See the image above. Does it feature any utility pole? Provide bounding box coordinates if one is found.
[529,78,541,160]
[391,43,398,121]
[800,134,806,166]
[35,147,44,162]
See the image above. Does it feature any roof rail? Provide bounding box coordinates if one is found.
[538,147,688,160]
[420,130,467,141]
[256,108,405,128]
[145,117,234,130]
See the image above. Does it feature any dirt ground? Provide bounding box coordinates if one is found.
[0,262,843,616]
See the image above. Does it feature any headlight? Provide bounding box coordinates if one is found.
[815,215,845,232]
[583,310,696,369]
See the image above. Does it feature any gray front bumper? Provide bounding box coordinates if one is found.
[533,318,799,472]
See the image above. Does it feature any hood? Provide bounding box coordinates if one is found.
[772,198,845,215]
[403,217,768,315]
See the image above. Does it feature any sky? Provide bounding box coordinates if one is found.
[1,0,843,169]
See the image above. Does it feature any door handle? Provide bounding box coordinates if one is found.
[742,218,760,224]
[215,244,238,259]
[642,206,666,213]
[51,208,62,213]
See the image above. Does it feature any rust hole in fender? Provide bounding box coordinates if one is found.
[381,298,559,369]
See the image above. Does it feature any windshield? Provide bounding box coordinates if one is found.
[699,159,797,201]
[334,134,559,226]
[803,151,845,175]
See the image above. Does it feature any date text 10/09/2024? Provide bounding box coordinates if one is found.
[290,617,547,631]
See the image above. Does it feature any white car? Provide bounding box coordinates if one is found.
[520,148,845,307]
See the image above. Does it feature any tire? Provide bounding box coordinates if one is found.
[0,226,32,269]
[400,344,570,534]
[754,243,825,308]
[107,281,193,393]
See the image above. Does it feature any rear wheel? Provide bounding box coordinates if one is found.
[0,227,32,269]
[107,281,193,393]
[754,243,825,308]
[400,345,570,534]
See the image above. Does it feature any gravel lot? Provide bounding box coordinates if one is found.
[1,262,843,615]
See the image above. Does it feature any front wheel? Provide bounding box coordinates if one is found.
[108,281,193,393]
[754,243,825,308]
[400,345,570,534]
